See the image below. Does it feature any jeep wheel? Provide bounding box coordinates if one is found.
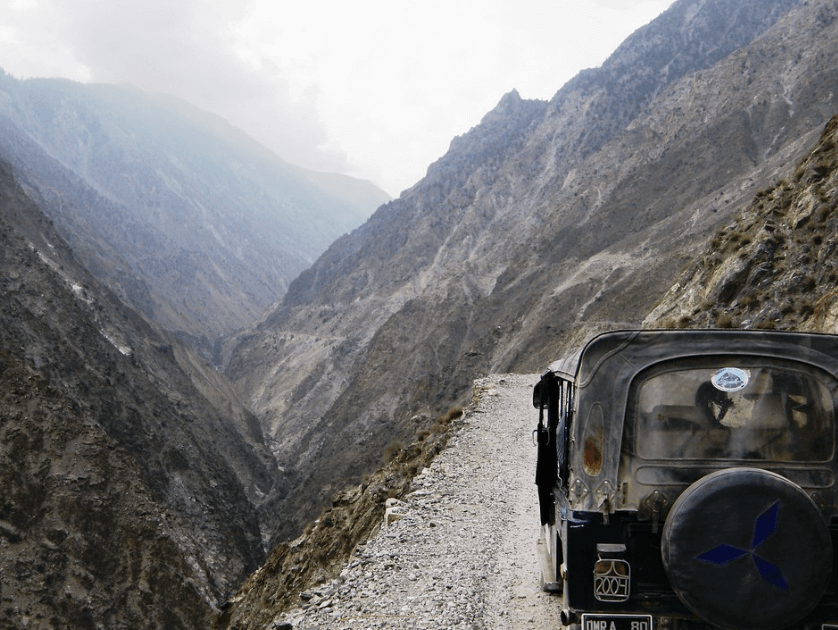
[661,468,832,630]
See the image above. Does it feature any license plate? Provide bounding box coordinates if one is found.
[581,613,653,630]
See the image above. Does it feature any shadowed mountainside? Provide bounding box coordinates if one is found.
[0,157,283,629]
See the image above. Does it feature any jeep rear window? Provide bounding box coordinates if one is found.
[632,359,836,462]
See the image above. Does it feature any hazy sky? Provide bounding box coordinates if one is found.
[0,0,673,197]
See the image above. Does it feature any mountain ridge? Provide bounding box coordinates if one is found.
[6,1,838,627]
[0,72,389,353]
[225,0,838,540]
[219,108,838,630]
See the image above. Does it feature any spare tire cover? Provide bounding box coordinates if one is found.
[661,468,831,630]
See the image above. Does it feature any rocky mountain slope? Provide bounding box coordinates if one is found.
[646,112,838,331]
[6,0,838,627]
[225,0,838,540]
[0,156,284,629]
[218,108,838,630]
[218,105,838,630]
[0,73,389,353]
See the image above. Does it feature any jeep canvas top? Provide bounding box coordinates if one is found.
[533,329,838,630]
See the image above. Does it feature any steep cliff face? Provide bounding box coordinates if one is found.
[226,0,838,539]
[645,113,838,331]
[0,158,281,629]
[0,75,389,352]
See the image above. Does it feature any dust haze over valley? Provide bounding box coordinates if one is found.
[4,0,838,628]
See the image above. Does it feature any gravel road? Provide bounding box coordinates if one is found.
[273,374,563,630]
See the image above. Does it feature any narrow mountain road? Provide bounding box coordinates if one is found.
[273,374,563,630]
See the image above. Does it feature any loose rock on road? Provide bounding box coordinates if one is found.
[274,374,563,630]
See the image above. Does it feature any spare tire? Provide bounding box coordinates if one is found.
[661,468,832,630]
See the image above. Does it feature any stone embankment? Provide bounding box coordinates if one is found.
[271,374,562,630]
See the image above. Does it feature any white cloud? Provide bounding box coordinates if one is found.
[0,0,673,196]
[230,0,673,194]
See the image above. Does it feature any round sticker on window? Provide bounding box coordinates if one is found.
[711,367,750,392]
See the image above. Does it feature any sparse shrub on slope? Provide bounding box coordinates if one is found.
[647,114,838,332]
[217,404,466,630]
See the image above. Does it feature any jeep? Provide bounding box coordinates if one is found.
[533,330,838,630]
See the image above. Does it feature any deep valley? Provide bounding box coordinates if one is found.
[3,0,838,628]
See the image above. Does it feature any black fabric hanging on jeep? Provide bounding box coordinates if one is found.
[535,373,559,525]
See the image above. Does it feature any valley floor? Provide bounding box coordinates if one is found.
[272,374,562,630]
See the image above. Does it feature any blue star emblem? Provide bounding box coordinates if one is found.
[695,500,789,591]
